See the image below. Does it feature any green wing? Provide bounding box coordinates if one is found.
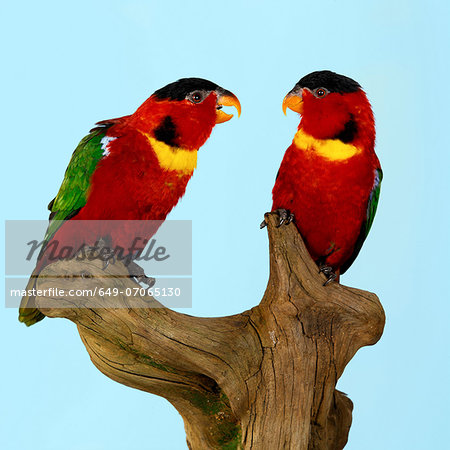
[41,125,112,249]
[19,121,122,326]
[19,125,110,326]
[340,167,383,274]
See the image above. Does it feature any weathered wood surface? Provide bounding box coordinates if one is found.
[35,213,385,449]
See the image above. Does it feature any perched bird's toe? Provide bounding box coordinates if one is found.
[319,265,337,286]
[101,253,116,270]
[126,261,155,288]
[274,209,294,227]
[98,247,116,270]
[137,275,156,288]
[260,210,294,229]
[285,212,295,225]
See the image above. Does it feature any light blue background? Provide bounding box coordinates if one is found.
[1,1,449,449]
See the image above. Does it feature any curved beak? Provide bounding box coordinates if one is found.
[282,90,304,115]
[215,90,241,124]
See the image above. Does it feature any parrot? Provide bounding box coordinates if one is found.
[19,77,241,326]
[263,70,382,284]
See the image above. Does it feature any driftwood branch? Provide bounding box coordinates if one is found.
[35,213,385,449]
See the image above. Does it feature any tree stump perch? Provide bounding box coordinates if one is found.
[35,213,385,449]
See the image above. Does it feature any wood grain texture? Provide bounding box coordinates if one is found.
[35,213,385,449]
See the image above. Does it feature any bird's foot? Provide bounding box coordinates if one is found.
[136,274,156,288]
[319,265,337,286]
[101,252,116,270]
[77,238,116,270]
[93,238,116,270]
[275,209,295,227]
[260,209,294,229]
[125,260,156,288]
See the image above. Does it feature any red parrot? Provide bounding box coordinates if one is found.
[266,70,382,284]
[19,78,241,326]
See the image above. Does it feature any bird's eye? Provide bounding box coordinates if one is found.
[314,88,328,98]
[189,91,204,103]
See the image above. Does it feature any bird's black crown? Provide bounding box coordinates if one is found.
[153,78,220,101]
[296,70,361,93]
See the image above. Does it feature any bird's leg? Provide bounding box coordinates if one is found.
[77,238,116,270]
[318,265,337,286]
[276,209,295,227]
[125,260,156,288]
[95,237,117,270]
[260,209,295,229]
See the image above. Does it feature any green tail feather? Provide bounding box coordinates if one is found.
[18,272,45,327]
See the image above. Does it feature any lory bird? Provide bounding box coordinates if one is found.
[264,70,382,284]
[19,77,241,326]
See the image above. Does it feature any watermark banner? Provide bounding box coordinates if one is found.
[6,277,192,309]
[5,220,192,276]
[5,219,192,308]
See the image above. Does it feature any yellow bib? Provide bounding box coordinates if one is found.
[142,133,198,174]
[294,129,361,161]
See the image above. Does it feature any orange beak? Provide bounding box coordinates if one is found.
[282,91,304,115]
[215,91,241,124]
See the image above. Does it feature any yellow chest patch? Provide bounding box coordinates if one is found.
[143,133,198,174]
[293,129,361,161]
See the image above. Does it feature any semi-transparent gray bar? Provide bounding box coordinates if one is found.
[6,277,192,308]
[5,220,192,276]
